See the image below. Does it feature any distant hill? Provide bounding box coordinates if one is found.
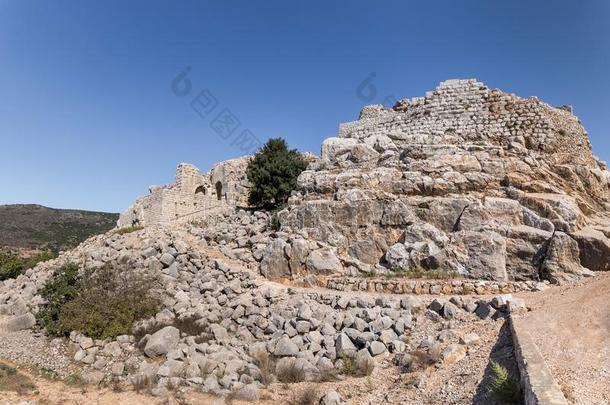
[0,204,119,253]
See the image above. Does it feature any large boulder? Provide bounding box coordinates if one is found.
[305,247,343,274]
[0,312,36,333]
[572,228,610,271]
[260,239,291,279]
[537,232,584,282]
[144,326,180,357]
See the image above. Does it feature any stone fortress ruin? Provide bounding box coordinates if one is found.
[118,157,251,227]
[2,79,610,404]
[119,79,610,284]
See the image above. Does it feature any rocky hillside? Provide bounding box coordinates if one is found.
[0,79,609,404]
[0,204,119,253]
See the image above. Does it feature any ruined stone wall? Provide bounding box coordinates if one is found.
[118,158,251,227]
[279,79,610,283]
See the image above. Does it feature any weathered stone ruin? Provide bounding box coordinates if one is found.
[3,79,607,402]
[119,79,610,285]
[118,157,251,227]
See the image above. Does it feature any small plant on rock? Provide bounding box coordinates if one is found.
[253,351,273,386]
[487,361,522,404]
[339,353,374,377]
[114,225,144,235]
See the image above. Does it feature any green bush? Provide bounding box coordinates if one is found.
[36,263,160,339]
[0,250,57,281]
[487,361,522,404]
[36,263,81,336]
[246,138,307,210]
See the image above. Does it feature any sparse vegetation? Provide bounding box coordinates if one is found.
[487,361,522,404]
[246,138,308,210]
[361,267,457,280]
[253,351,273,385]
[65,372,87,387]
[291,387,320,405]
[0,362,35,395]
[132,374,157,394]
[386,267,457,280]
[404,350,438,372]
[36,263,160,339]
[0,249,56,281]
[270,211,281,231]
[276,360,307,383]
[338,353,374,377]
[114,225,144,235]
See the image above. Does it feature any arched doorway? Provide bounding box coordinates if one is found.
[215,181,223,200]
[195,185,206,195]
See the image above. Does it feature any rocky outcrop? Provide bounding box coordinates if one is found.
[277,79,610,283]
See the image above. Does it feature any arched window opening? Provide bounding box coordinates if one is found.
[215,181,223,201]
[195,185,206,195]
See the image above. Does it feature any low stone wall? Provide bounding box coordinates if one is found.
[326,277,546,295]
[510,316,568,405]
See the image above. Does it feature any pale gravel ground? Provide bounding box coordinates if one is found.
[516,272,610,405]
[0,329,77,378]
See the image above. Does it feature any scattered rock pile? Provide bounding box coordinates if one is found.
[0,225,520,398]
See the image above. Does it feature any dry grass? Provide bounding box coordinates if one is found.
[339,353,374,377]
[132,374,156,394]
[252,351,274,385]
[291,387,320,405]
[0,362,36,395]
[406,350,440,372]
[276,360,307,383]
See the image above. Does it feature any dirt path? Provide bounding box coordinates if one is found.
[515,272,610,405]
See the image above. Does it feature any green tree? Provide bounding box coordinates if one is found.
[246,138,307,209]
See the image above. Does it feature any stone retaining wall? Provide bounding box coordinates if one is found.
[326,277,547,295]
[510,316,568,405]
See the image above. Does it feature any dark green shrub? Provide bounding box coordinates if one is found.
[36,263,81,336]
[36,263,160,340]
[58,266,160,339]
[246,138,307,209]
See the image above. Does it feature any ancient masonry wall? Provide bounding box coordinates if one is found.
[118,157,251,227]
[337,79,593,167]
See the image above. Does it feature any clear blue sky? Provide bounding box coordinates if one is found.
[1,0,608,213]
